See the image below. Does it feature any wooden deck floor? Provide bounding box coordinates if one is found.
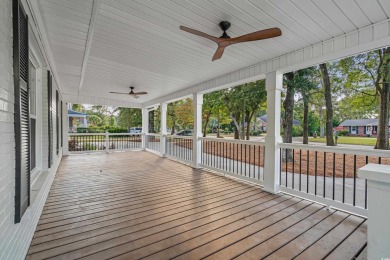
[27,151,367,260]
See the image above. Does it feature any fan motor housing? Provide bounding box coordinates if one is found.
[219,21,231,38]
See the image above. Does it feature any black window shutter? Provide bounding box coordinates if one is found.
[48,71,53,167]
[56,90,59,155]
[13,0,30,223]
[61,101,63,148]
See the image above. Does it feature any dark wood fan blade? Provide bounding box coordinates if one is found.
[109,92,129,95]
[212,45,226,61]
[132,92,148,95]
[229,28,282,44]
[180,26,219,43]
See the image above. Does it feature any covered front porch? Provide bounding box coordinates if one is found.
[27,151,366,260]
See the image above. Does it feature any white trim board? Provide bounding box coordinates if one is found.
[62,93,142,108]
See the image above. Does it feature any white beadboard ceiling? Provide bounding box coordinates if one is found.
[37,0,390,105]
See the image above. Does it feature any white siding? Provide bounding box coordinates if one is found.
[0,1,62,259]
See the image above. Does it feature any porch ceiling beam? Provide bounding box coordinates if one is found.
[78,0,101,93]
[62,93,142,108]
[142,19,390,108]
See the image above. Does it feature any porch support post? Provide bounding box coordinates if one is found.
[142,108,149,150]
[193,93,203,168]
[62,102,69,155]
[359,164,390,259]
[160,102,167,156]
[263,71,283,194]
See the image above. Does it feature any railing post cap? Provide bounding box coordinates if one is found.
[358,164,390,184]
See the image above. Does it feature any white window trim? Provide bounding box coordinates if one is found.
[29,44,43,188]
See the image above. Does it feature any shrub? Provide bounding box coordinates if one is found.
[250,130,262,136]
[292,126,303,137]
[87,127,105,133]
[76,127,88,133]
[107,128,128,133]
[83,143,97,150]
[338,130,349,136]
[76,127,127,133]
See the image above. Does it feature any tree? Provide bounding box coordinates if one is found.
[338,48,390,149]
[242,81,267,140]
[319,63,335,146]
[166,99,195,134]
[176,98,194,129]
[223,80,267,140]
[117,108,142,129]
[283,72,295,143]
[88,115,102,126]
[202,90,225,137]
[291,68,318,144]
[71,103,85,112]
[167,102,179,134]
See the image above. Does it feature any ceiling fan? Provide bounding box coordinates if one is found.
[180,21,282,61]
[109,86,147,99]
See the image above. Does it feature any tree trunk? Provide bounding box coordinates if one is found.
[234,128,239,139]
[375,82,390,149]
[231,115,241,140]
[246,111,255,140]
[241,112,245,140]
[283,72,295,144]
[217,111,220,138]
[203,112,211,137]
[282,72,295,162]
[319,63,335,146]
[303,96,309,144]
[171,123,175,135]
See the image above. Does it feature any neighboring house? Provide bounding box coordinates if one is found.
[338,119,384,136]
[68,109,88,132]
[257,115,300,132]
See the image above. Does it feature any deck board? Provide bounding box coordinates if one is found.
[26,151,367,260]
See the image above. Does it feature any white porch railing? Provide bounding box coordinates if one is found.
[68,132,142,152]
[165,135,193,163]
[152,135,390,217]
[68,130,387,218]
[199,137,266,185]
[144,133,161,153]
[277,143,390,217]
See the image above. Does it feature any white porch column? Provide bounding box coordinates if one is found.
[359,164,390,259]
[160,102,167,156]
[142,108,149,150]
[192,93,203,168]
[62,102,69,155]
[263,71,283,194]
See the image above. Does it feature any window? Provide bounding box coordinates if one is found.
[56,90,59,155]
[29,61,37,170]
[351,126,357,134]
[48,71,53,168]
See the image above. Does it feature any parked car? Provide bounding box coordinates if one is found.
[129,127,142,133]
[175,130,193,136]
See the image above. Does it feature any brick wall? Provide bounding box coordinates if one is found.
[0,1,62,259]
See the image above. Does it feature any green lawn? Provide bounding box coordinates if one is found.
[308,136,377,146]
